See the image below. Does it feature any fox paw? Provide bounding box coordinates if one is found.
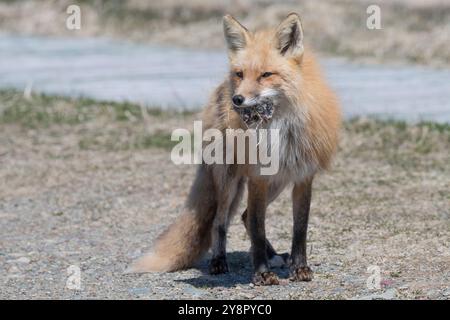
[290,266,313,282]
[252,271,279,286]
[209,256,229,275]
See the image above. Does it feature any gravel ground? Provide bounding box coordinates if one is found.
[0,91,449,299]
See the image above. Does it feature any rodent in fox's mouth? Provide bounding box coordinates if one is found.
[232,98,275,126]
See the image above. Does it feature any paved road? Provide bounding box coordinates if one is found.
[1,35,449,122]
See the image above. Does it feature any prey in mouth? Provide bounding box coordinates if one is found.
[233,97,275,126]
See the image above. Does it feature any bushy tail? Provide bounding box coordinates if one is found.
[127,165,217,273]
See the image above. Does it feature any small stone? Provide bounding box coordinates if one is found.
[381,279,394,287]
[268,255,285,268]
[184,286,207,298]
[240,292,255,299]
[354,288,397,300]
[426,289,439,299]
[128,287,150,295]
[15,257,31,264]
[8,265,20,274]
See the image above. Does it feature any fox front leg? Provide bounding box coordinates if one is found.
[290,178,314,281]
[246,178,279,285]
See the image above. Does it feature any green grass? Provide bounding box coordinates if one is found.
[343,117,450,155]
[0,89,194,151]
[78,131,176,151]
[0,89,185,128]
[1,89,449,162]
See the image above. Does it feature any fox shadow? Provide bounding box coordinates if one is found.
[176,251,290,288]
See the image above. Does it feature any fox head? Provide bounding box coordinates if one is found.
[223,13,305,115]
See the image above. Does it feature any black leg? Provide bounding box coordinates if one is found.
[290,178,314,281]
[242,209,277,258]
[209,223,229,275]
[209,172,244,275]
[247,178,279,285]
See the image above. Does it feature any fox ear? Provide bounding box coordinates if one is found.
[223,15,249,53]
[276,13,304,58]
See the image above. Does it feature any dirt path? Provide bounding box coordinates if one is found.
[0,92,449,299]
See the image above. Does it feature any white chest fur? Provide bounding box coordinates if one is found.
[265,114,318,184]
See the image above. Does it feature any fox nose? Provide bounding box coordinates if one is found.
[232,95,245,106]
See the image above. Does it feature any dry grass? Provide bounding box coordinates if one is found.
[0,89,449,299]
[0,0,449,66]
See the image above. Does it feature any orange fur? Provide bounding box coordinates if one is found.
[127,209,213,272]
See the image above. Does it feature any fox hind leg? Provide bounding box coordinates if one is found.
[209,170,244,275]
[241,209,289,268]
[241,181,289,269]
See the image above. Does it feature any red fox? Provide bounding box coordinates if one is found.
[128,13,341,285]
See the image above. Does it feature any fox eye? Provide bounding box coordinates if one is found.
[235,71,243,79]
[261,72,273,78]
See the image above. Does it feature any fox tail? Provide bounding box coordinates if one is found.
[126,165,217,272]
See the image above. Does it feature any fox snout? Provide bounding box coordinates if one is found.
[232,94,245,106]
[232,89,279,108]
[231,94,259,108]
